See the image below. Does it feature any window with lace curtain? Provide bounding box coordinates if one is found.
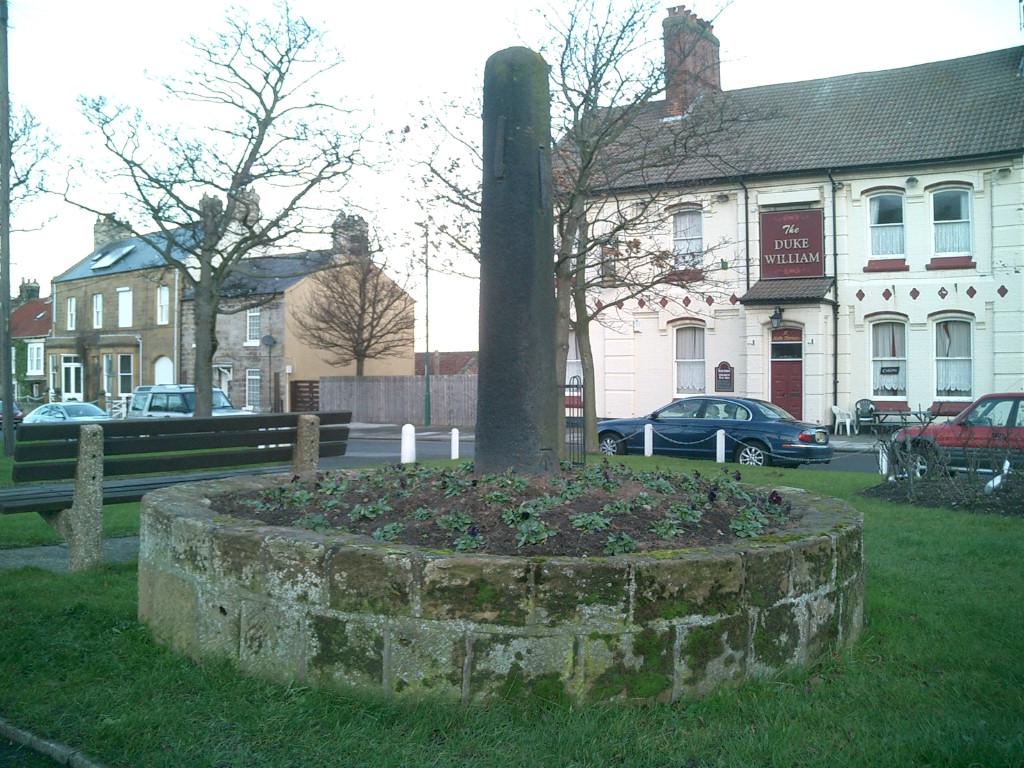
[674,326,705,394]
[932,188,971,254]
[871,321,907,397]
[935,319,972,398]
[672,208,703,268]
[869,193,905,256]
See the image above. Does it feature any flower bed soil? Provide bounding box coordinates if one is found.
[211,460,799,557]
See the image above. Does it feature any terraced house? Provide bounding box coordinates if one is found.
[583,6,1024,427]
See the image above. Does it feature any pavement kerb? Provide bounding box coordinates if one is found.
[0,716,112,768]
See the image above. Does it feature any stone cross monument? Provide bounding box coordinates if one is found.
[475,47,559,476]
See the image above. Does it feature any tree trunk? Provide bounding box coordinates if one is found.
[553,256,572,457]
[191,281,220,417]
[572,292,599,453]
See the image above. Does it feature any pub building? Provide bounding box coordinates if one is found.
[577,6,1022,428]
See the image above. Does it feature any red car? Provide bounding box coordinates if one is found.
[886,393,1024,476]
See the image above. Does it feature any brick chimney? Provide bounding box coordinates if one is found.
[332,211,370,259]
[94,213,133,250]
[663,6,721,117]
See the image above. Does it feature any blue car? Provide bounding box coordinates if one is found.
[597,396,833,467]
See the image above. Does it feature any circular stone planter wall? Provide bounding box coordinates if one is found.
[138,473,863,704]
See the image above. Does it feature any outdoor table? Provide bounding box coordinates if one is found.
[872,409,930,431]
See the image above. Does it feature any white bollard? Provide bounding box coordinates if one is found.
[716,429,726,463]
[401,423,417,464]
[451,428,460,460]
[644,424,653,457]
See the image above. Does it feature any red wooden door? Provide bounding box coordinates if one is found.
[770,329,803,420]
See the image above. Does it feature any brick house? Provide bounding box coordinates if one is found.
[48,215,183,406]
[580,6,1023,426]
[10,280,52,405]
[180,214,415,412]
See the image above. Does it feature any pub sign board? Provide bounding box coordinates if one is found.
[715,361,734,392]
[760,209,825,279]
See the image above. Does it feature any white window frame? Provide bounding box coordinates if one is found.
[245,368,261,410]
[868,192,905,257]
[117,353,134,396]
[92,293,103,329]
[674,325,706,395]
[27,342,44,376]
[672,207,703,268]
[245,307,261,345]
[932,187,972,255]
[66,297,76,331]
[871,321,908,398]
[156,285,170,325]
[934,318,973,399]
[117,287,133,328]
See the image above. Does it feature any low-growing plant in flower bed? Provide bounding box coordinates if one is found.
[212,459,795,557]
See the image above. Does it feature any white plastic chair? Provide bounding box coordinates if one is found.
[831,405,853,435]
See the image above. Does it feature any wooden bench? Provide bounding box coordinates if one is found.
[2,411,351,570]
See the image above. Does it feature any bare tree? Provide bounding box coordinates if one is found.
[406,0,749,451]
[70,2,361,416]
[293,216,414,376]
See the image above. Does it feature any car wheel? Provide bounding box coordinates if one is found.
[905,443,936,478]
[735,441,771,466]
[598,431,626,456]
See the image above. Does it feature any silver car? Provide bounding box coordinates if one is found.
[23,402,112,423]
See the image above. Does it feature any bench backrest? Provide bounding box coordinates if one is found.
[12,411,351,484]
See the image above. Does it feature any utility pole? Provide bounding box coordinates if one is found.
[423,223,431,426]
[1,0,15,455]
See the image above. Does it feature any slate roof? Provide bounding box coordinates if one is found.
[54,228,198,282]
[10,297,52,338]
[601,46,1024,191]
[739,277,836,306]
[182,251,336,300]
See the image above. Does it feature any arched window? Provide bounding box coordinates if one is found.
[674,326,705,394]
[932,188,972,254]
[935,319,972,398]
[672,207,703,268]
[869,192,905,256]
[871,321,907,397]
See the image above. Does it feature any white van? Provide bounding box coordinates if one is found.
[126,384,247,418]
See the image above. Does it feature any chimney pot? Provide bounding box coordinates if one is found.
[663,6,721,117]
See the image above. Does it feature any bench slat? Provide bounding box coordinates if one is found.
[6,413,350,499]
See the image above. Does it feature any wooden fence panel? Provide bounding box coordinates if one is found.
[319,375,477,426]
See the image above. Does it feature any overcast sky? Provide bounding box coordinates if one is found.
[6,0,1023,351]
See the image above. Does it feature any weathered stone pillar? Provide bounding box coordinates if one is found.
[42,423,103,571]
[476,47,558,476]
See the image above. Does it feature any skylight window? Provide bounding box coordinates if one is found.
[92,244,137,270]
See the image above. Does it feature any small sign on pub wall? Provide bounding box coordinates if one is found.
[715,361,734,392]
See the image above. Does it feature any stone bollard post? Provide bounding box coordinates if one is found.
[42,423,103,571]
[292,414,321,474]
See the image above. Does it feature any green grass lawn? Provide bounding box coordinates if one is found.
[1,457,1022,767]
